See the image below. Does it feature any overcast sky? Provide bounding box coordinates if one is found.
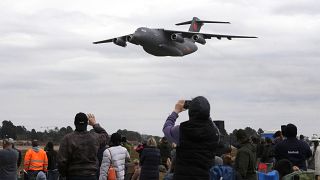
[1,0,319,137]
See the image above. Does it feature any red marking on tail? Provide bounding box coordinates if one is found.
[193,23,198,31]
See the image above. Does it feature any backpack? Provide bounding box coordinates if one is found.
[209,165,236,180]
[107,149,117,180]
[257,170,279,180]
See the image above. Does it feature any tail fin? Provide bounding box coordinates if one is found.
[175,17,230,32]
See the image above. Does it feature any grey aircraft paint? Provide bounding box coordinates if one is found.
[93,17,257,57]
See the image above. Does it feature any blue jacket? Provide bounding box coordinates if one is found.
[210,165,236,180]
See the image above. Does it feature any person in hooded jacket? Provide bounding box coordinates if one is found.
[274,123,312,170]
[24,140,48,180]
[99,133,130,180]
[162,96,220,180]
[234,129,257,180]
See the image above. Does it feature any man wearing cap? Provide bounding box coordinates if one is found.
[162,96,220,180]
[0,138,18,180]
[24,139,48,180]
[234,129,257,180]
[274,123,312,170]
[58,112,108,180]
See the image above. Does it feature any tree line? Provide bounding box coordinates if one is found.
[0,120,162,144]
[0,120,263,145]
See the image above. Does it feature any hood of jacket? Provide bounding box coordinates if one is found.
[188,96,210,121]
[32,146,40,152]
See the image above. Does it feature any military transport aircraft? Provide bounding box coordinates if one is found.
[93,17,257,57]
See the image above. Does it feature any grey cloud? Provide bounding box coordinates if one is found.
[1,1,320,137]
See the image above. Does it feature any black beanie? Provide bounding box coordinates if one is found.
[74,112,88,131]
[285,123,297,138]
[110,133,122,146]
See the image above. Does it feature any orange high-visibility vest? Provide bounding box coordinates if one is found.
[24,148,48,171]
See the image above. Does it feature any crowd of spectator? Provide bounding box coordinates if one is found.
[0,96,320,180]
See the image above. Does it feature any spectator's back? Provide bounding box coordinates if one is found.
[99,133,130,180]
[234,129,257,180]
[158,137,171,169]
[274,124,311,170]
[163,96,220,180]
[46,142,59,180]
[139,137,161,180]
[0,138,18,180]
[58,113,108,179]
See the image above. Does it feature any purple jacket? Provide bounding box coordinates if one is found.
[162,112,180,145]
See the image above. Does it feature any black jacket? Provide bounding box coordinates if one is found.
[46,149,58,170]
[274,138,312,170]
[139,147,161,180]
[158,141,171,165]
[260,144,274,163]
[174,96,220,180]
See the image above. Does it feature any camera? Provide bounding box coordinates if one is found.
[183,100,191,109]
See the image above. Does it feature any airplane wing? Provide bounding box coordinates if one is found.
[163,29,257,40]
[93,38,114,44]
[93,35,133,47]
[93,35,131,44]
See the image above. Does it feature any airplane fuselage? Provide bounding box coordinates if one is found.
[132,27,198,56]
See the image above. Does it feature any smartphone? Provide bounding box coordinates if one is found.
[183,100,191,109]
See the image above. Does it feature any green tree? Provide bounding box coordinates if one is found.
[16,125,27,140]
[117,129,142,142]
[1,120,17,139]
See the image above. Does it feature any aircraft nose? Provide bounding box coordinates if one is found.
[132,30,143,42]
[133,29,141,38]
[126,30,141,45]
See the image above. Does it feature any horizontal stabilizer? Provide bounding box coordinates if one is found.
[176,20,230,26]
[176,17,230,32]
